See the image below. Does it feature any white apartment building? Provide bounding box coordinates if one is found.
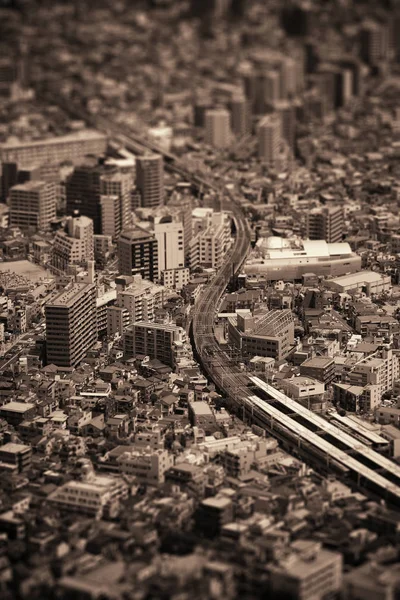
[347,349,400,395]
[161,267,190,291]
[204,108,231,149]
[117,448,173,484]
[116,274,165,325]
[52,215,94,272]
[154,218,185,277]
[100,195,121,238]
[189,210,232,271]
[48,473,128,518]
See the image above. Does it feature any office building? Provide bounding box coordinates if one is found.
[136,154,164,208]
[118,228,159,281]
[228,308,295,361]
[100,170,132,234]
[116,274,165,325]
[154,217,185,277]
[257,114,282,167]
[243,237,361,281]
[360,20,389,66]
[124,321,187,368]
[9,180,56,231]
[52,215,94,272]
[204,108,231,149]
[0,129,107,166]
[306,206,344,243]
[269,540,342,600]
[229,95,250,137]
[45,283,97,367]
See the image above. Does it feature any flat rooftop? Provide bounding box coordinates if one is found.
[0,129,106,149]
[328,271,390,286]
[46,283,94,308]
[0,401,35,413]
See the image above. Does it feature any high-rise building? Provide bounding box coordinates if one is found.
[52,216,94,272]
[168,190,193,265]
[257,114,282,167]
[66,158,109,234]
[244,69,281,115]
[116,274,165,325]
[0,130,107,167]
[154,217,185,277]
[360,20,389,66]
[306,206,344,243]
[136,154,164,208]
[45,283,97,367]
[272,100,297,149]
[229,94,251,137]
[189,210,232,271]
[204,108,231,149]
[124,321,187,368]
[9,180,56,231]
[100,171,132,233]
[118,228,159,281]
[99,195,121,238]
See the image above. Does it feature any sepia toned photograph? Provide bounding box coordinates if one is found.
[0,0,400,598]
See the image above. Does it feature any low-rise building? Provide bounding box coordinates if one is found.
[117,448,173,484]
[300,356,335,385]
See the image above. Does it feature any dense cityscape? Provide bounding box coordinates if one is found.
[0,0,400,598]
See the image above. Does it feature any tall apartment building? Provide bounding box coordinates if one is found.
[106,306,130,338]
[189,210,232,271]
[66,158,108,234]
[244,69,280,115]
[124,321,188,368]
[0,130,107,166]
[229,94,250,137]
[168,190,193,264]
[9,180,56,231]
[273,100,297,149]
[257,114,283,167]
[136,154,164,208]
[52,215,94,272]
[204,108,231,149]
[99,195,121,238]
[115,274,165,325]
[306,206,344,244]
[360,20,389,66]
[100,171,132,234]
[118,228,159,282]
[154,218,185,277]
[45,283,97,367]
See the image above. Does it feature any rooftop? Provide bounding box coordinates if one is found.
[46,283,94,308]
